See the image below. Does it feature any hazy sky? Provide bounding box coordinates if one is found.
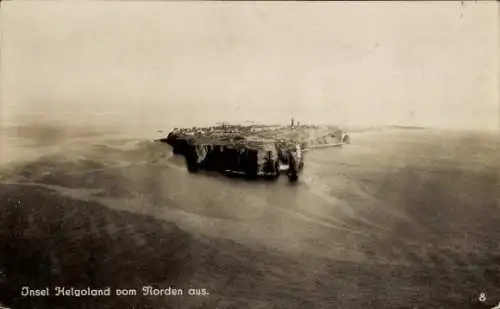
[1,1,498,130]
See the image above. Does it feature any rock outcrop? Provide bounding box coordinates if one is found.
[156,123,349,182]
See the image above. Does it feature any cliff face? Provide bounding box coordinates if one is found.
[194,144,209,163]
[162,134,303,179]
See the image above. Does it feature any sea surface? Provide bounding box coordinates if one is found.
[0,123,499,309]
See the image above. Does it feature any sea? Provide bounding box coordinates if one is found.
[0,121,499,309]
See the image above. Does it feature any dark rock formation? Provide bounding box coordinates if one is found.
[155,123,350,182]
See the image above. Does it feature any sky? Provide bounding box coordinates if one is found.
[0,1,498,130]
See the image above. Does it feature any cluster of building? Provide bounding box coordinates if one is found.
[172,123,291,138]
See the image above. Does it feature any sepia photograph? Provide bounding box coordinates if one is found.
[0,1,498,308]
